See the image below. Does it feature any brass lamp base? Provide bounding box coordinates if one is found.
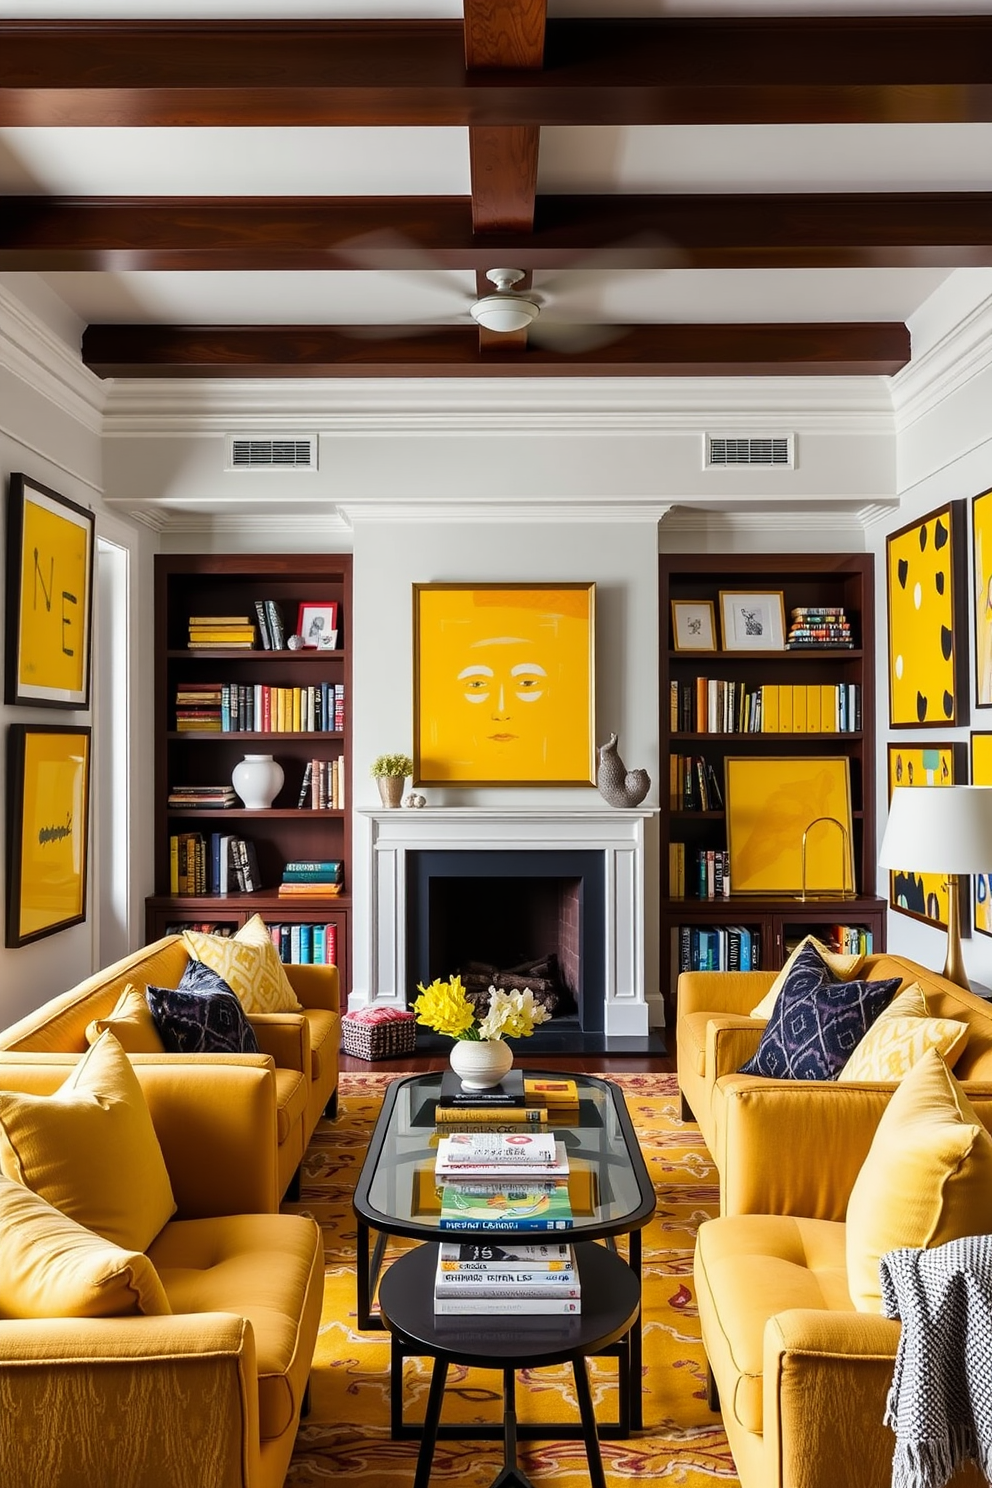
[943,876,972,992]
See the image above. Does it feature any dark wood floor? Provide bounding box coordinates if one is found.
[339,1048,677,1077]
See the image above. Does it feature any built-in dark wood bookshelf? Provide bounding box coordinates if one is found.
[659,552,886,1015]
[145,553,353,992]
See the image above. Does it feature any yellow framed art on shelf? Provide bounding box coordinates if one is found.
[724,755,854,896]
[6,724,91,947]
[4,473,95,709]
[412,582,596,786]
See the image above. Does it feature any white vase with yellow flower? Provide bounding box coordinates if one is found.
[412,974,551,1090]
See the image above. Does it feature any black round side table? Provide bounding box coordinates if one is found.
[378,1240,641,1488]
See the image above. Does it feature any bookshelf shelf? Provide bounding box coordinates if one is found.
[146,553,353,989]
[660,552,885,1012]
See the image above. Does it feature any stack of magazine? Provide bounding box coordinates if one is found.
[433,1240,581,1315]
[434,1130,574,1237]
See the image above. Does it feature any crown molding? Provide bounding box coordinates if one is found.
[0,283,106,436]
[658,502,893,547]
[100,374,895,436]
[891,290,992,435]
[341,498,674,525]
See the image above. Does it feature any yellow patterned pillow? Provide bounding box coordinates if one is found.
[0,1174,170,1318]
[182,914,301,1014]
[750,934,866,1019]
[838,982,969,1083]
[85,983,166,1054]
[0,1030,176,1253]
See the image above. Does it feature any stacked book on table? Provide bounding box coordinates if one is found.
[277,858,343,899]
[433,1240,581,1316]
[434,1129,576,1240]
[433,1069,581,1131]
[187,615,256,649]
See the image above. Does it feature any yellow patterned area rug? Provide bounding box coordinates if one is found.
[283,1070,737,1487]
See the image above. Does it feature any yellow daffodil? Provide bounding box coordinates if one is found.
[413,976,552,1041]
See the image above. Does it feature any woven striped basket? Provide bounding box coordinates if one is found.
[341,1011,417,1061]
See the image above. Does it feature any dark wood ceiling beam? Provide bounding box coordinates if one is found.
[8,194,992,272]
[80,322,910,379]
[3,18,992,126]
[464,1,545,71]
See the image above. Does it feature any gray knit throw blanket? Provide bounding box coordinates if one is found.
[880,1234,992,1488]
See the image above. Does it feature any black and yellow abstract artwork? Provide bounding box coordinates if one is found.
[886,501,966,728]
[887,741,964,930]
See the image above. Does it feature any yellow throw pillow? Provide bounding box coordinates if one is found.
[182,914,301,1014]
[0,1174,170,1319]
[0,1030,176,1253]
[85,983,166,1054]
[750,934,866,1019]
[846,1048,992,1312]
[838,982,969,1083]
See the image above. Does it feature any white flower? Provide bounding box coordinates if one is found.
[478,984,552,1041]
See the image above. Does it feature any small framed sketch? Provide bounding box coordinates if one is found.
[6,724,91,947]
[671,600,717,652]
[719,590,787,651]
[296,601,338,650]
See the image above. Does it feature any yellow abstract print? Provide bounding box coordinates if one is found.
[725,756,854,895]
[414,584,595,785]
[971,732,992,937]
[887,504,959,726]
[887,743,957,928]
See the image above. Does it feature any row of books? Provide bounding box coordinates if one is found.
[670,679,862,734]
[268,920,339,965]
[187,615,256,649]
[278,856,343,900]
[296,758,345,811]
[175,682,346,734]
[433,1240,580,1316]
[169,832,262,895]
[434,1071,581,1128]
[785,925,874,957]
[678,923,762,972]
[670,754,724,812]
[669,844,731,901]
[786,606,854,650]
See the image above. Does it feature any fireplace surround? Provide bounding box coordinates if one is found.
[355,807,658,1036]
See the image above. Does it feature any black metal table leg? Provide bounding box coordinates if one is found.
[572,1356,607,1488]
[628,1227,643,1430]
[413,1357,449,1488]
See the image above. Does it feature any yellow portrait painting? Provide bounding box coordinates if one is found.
[886,502,961,727]
[887,743,959,929]
[413,583,595,785]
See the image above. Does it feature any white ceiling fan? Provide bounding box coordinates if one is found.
[470,268,541,333]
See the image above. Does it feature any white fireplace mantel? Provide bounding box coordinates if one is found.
[354,806,658,1036]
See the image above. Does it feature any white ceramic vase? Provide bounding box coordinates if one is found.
[448,1038,514,1091]
[232,753,285,809]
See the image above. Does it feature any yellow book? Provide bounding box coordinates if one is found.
[793,686,807,732]
[779,685,794,733]
[169,835,179,895]
[820,683,838,732]
[806,685,822,732]
[292,689,302,733]
[275,689,286,733]
[761,684,779,733]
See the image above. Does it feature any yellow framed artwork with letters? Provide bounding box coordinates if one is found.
[5,473,95,708]
[6,725,91,947]
[413,582,596,786]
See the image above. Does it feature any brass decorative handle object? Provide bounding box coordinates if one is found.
[800,815,853,901]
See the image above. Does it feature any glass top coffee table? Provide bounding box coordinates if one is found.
[352,1070,657,1432]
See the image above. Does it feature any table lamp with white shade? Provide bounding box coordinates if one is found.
[878,785,992,992]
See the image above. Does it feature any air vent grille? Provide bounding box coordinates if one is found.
[706,435,793,468]
[227,436,317,471]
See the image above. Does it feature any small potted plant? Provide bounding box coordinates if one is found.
[370,752,414,808]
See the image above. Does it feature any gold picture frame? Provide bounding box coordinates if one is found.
[971,732,992,938]
[718,590,786,651]
[413,582,596,786]
[671,599,717,652]
[725,755,854,896]
[886,499,967,727]
[6,724,91,947]
[887,742,965,930]
[5,473,95,708]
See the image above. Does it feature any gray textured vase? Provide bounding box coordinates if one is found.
[596,733,650,808]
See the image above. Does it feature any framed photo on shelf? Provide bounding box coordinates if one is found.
[971,732,992,937]
[972,488,992,707]
[296,601,338,650]
[724,755,854,896]
[718,590,786,652]
[671,600,717,652]
[5,473,95,708]
[412,582,596,786]
[886,500,968,727]
[886,741,966,931]
[6,724,91,947]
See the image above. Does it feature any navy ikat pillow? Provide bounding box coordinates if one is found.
[739,939,900,1081]
[145,959,260,1055]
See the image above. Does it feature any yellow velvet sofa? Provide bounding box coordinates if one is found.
[0,934,341,1202]
[692,1065,992,1488]
[0,1052,323,1488]
[676,952,992,1214]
